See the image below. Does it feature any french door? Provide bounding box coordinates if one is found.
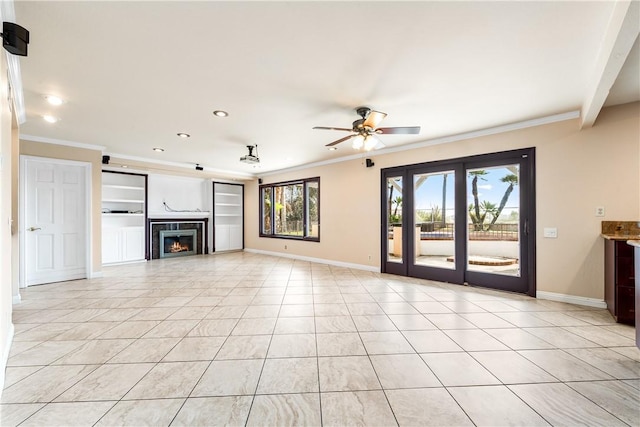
[381,148,535,296]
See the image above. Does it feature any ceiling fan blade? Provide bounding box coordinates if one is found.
[363,110,387,129]
[325,134,355,147]
[313,126,353,132]
[376,126,421,135]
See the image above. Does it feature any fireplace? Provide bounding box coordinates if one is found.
[160,229,197,258]
[148,218,208,260]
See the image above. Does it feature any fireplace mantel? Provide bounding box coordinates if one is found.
[148,212,210,219]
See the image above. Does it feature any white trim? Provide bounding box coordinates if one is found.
[536,290,607,309]
[259,110,580,177]
[12,294,21,304]
[19,155,92,287]
[0,323,15,399]
[89,271,103,279]
[102,259,147,267]
[86,161,93,284]
[244,248,379,273]
[148,212,210,219]
[20,134,106,151]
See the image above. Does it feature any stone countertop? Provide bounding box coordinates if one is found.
[602,221,640,240]
[603,233,640,240]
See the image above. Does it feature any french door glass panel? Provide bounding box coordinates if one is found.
[466,164,520,277]
[413,171,455,269]
[386,176,403,264]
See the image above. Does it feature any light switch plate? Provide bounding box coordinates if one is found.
[595,206,605,217]
[543,227,558,238]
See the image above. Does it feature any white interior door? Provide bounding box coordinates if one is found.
[22,157,89,286]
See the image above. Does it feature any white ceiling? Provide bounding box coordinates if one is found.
[13,1,640,179]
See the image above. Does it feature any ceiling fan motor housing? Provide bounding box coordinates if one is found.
[356,106,371,119]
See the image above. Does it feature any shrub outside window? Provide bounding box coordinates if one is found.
[260,177,320,241]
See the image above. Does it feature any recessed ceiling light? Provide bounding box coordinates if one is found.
[121,165,128,168]
[153,147,165,152]
[45,95,63,106]
[212,110,228,117]
[176,133,190,138]
[328,147,338,151]
[43,115,58,123]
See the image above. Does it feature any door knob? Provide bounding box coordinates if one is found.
[27,227,41,231]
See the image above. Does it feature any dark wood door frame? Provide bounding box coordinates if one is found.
[381,148,536,296]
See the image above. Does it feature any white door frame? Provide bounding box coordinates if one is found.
[19,155,93,288]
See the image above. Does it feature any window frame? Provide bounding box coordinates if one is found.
[259,177,320,242]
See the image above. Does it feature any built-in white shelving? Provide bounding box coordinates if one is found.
[213,182,243,252]
[102,171,147,264]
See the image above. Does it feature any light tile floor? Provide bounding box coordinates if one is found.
[2,252,639,426]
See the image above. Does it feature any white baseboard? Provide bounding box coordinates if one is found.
[537,291,607,309]
[12,294,21,304]
[89,271,103,279]
[0,322,15,399]
[243,248,379,273]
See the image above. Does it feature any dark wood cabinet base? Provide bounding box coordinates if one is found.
[605,239,636,325]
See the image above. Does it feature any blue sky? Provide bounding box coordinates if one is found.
[413,165,520,216]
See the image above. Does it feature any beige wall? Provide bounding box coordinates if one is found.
[19,141,103,278]
[246,102,640,300]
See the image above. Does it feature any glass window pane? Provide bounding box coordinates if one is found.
[386,176,403,263]
[275,184,304,236]
[261,187,272,235]
[413,171,455,269]
[259,178,320,241]
[305,180,319,238]
[466,164,520,276]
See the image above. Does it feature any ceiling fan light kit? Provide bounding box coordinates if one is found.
[314,106,420,151]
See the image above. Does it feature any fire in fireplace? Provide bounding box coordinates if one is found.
[159,229,197,258]
[169,240,190,253]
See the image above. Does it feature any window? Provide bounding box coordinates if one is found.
[260,177,320,241]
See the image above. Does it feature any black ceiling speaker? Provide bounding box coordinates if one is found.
[1,22,29,56]
[365,158,375,168]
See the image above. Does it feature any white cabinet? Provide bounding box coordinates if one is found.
[102,171,147,264]
[102,226,145,263]
[213,182,243,252]
[214,224,243,251]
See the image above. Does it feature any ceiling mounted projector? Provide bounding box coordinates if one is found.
[240,145,260,164]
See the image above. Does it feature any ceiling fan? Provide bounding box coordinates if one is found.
[313,106,420,151]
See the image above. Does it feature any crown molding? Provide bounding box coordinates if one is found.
[259,110,580,178]
[105,151,255,179]
[20,134,106,151]
[19,134,253,179]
